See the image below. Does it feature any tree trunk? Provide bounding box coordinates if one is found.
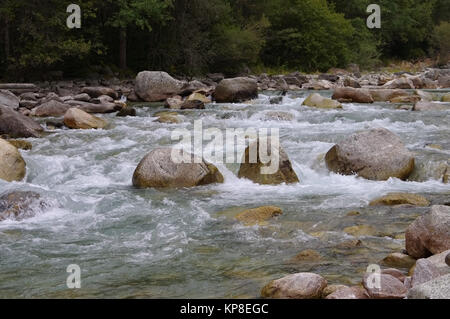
[119,28,127,70]
[4,18,10,60]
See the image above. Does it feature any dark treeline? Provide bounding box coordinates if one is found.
[0,0,449,80]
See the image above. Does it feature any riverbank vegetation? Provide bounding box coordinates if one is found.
[0,0,449,80]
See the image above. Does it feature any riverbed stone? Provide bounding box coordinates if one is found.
[291,249,322,262]
[363,273,408,299]
[321,285,348,298]
[213,77,258,103]
[31,100,71,117]
[303,93,342,109]
[442,93,450,102]
[7,140,32,150]
[235,206,282,226]
[382,252,416,269]
[325,128,415,181]
[132,148,224,188]
[135,71,183,102]
[369,193,430,207]
[405,205,450,258]
[332,87,373,103]
[0,106,43,138]
[0,90,20,110]
[0,138,26,182]
[81,86,118,99]
[116,107,136,117]
[237,137,299,185]
[343,224,378,237]
[325,286,369,299]
[261,273,327,299]
[63,108,108,129]
[382,269,407,283]
[407,274,450,299]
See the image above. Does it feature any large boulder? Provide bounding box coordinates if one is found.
[405,205,450,258]
[81,87,118,99]
[261,273,327,299]
[135,71,183,102]
[332,87,373,103]
[0,105,43,138]
[302,93,342,109]
[0,191,46,221]
[31,100,71,117]
[407,274,450,299]
[63,108,108,129]
[411,259,442,287]
[325,128,415,181]
[0,90,19,110]
[238,137,299,185]
[0,138,26,182]
[362,273,408,299]
[132,148,224,188]
[213,77,258,103]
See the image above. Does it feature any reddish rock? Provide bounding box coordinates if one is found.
[261,273,327,299]
[363,273,407,299]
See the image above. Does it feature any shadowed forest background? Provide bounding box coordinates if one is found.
[0,0,449,80]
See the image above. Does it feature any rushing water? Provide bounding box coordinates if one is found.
[0,90,449,298]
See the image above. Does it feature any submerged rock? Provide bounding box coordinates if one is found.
[132,148,224,188]
[213,77,258,103]
[63,108,108,129]
[7,140,32,150]
[0,138,26,182]
[116,107,136,117]
[325,128,415,181]
[237,137,299,185]
[369,193,430,207]
[291,249,322,262]
[343,224,378,237]
[261,273,327,299]
[0,191,46,221]
[235,206,282,226]
[382,252,416,269]
[303,93,342,109]
[405,205,450,258]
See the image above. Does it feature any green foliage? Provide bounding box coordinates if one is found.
[433,22,450,66]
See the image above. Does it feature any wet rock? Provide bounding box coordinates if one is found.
[321,285,348,298]
[369,89,410,102]
[332,88,373,103]
[0,191,46,221]
[235,206,282,226]
[413,101,449,111]
[363,273,407,299]
[382,269,407,283]
[156,113,182,124]
[382,252,416,269]
[0,139,26,182]
[343,225,378,237]
[383,78,415,89]
[390,95,420,104]
[31,100,71,117]
[346,211,361,216]
[369,193,430,207]
[407,274,450,299]
[181,100,205,110]
[411,259,442,287]
[264,111,294,121]
[165,96,184,109]
[0,106,43,138]
[116,107,136,117]
[213,77,258,103]
[186,92,211,104]
[132,148,224,188]
[261,273,327,299]
[0,90,20,110]
[303,93,342,109]
[135,71,183,102]
[442,93,450,102]
[7,140,32,150]
[238,137,299,185]
[63,108,108,130]
[269,96,283,104]
[81,86,118,99]
[325,128,415,181]
[325,286,369,299]
[405,205,450,258]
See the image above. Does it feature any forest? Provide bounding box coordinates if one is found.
[0,0,449,80]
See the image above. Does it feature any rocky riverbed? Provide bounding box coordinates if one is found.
[0,68,449,298]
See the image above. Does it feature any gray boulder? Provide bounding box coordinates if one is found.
[0,90,19,110]
[31,100,71,117]
[213,77,258,103]
[0,105,43,138]
[407,274,450,299]
[135,71,183,102]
